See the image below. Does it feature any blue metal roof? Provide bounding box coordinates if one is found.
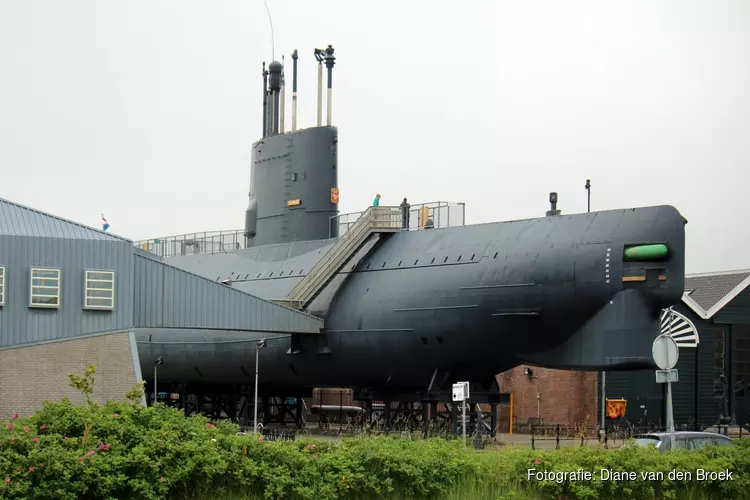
[133,254,324,334]
[0,197,130,242]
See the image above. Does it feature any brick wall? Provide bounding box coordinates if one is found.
[497,366,598,430]
[0,331,141,420]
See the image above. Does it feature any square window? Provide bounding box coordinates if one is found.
[84,270,115,310]
[0,266,5,306]
[30,268,60,308]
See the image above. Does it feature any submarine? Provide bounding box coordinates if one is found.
[135,46,687,396]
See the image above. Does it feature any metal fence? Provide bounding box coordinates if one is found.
[260,428,297,441]
[134,230,246,259]
[330,201,466,238]
[525,422,749,450]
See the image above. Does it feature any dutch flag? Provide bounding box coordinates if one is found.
[101,214,110,232]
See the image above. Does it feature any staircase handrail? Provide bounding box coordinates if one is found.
[287,206,402,304]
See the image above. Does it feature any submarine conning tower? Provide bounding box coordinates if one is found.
[244,45,339,247]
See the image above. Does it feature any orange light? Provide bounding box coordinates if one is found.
[658,275,667,281]
[287,199,301,207]
[622,276,646,282]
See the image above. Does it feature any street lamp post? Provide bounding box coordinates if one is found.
[153,356,163,405]
[253,339,267,434]
[586,179,606,439]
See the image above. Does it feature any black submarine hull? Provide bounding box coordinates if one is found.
[136,203,685,392]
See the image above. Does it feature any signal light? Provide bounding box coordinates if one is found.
[624,244,669,261]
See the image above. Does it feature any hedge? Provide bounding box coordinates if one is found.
[1,366,749,499]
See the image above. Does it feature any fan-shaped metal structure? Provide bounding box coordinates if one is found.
[661,308,699,347]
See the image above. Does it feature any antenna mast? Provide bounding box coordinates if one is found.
[262,0,275,61]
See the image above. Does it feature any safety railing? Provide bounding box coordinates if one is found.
[133,201,467,259]
[330,201,466,238]
[134,230,245,259]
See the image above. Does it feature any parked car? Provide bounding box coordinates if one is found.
[631,431,733,452]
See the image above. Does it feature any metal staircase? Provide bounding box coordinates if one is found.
[285,206,403,310]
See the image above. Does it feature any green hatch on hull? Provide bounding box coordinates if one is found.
[624,244,669,261]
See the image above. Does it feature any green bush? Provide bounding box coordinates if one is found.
[1,366,749,499]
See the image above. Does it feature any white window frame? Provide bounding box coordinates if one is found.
[84,270,115,310]
[29,267,61,309]
[0,266,6,307]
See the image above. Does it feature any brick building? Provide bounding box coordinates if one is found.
[497,367,598,430]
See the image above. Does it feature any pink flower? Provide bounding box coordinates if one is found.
[113,413,120,418]
[313,453,319,459]
[10,437,16,442]
[7,424,12,430]
[99,444,110,451]
[11,413,18,421]
[78,457,84,462]
[41,424,47,430]
[4,477,9,484]
[28,467,34,473]
[64,436,69,440]
[85,450,96,458]
[23,426,29,432]
[207,423,215,428]
[533,458,540,465]
[33,437,39,443]
[258,435,264,441]
[307,443,312,449]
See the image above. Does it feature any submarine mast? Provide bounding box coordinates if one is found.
[244,46,339,247]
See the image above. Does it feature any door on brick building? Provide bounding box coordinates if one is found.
[732,325,750,427]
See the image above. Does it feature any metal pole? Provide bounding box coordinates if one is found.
[588,179,605,439]
[462,400,467,444]
[600,371,606,439]
[509,392,514,435]
[324,45,335,127]
[254,344,260,433]
[262,63,268,138]
[280,55,285,133]
[316,61,323,126]
[291,49,298,132]
[667,378,675,449]
[153,363,157,404]
[667,308,676,449]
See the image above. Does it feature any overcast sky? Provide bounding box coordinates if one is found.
[1,0,748,274]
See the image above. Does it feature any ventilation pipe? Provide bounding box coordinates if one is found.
[268,61,282,136]
[324,45,335,126]
[291,50,298,131]
[315,48,324,126]
[546,192,562,217]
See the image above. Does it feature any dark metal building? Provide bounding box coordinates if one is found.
[606,269,750,429]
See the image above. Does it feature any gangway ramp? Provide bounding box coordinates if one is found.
[285,206,402,310]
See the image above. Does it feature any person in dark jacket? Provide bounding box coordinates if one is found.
[400,198,410,229]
